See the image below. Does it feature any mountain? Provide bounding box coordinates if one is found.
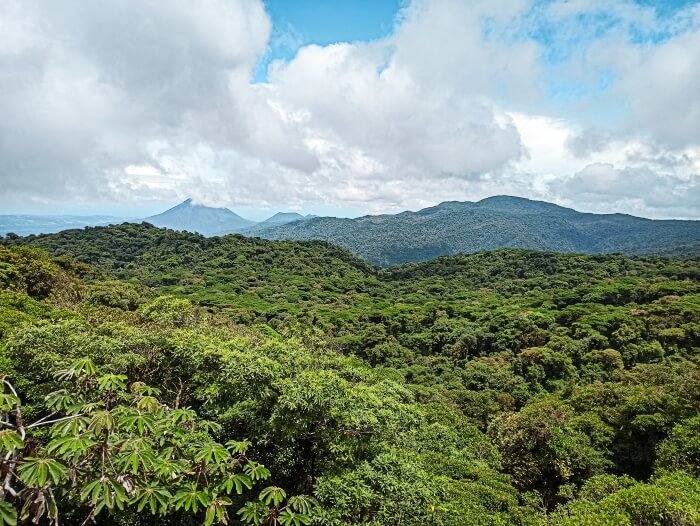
[0,215,127,236]
[251,195,700,266]
[238,212,317,235]
[144,199,255,235]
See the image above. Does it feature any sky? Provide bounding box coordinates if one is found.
[1,0,699,220]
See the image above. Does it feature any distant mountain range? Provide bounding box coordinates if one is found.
[4,196,699,265]
[145,199,316,236]
[1,200,313,238]
[253,196,700,266]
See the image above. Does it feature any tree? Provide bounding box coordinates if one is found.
[488,398,609,508]
[0,358,316,526]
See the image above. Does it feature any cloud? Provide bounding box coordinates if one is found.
[0,0,314,203]
[555,161,700,218]
[0,0,698,218]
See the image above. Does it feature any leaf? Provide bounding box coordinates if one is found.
[18,458,68,487]
[0,393,20,412]
[194,443,231,465]
[0,501,17,526]
[46,435,96,460]
[133,484,172,515]
[0,429,24,452]
[226,439,251,455]
[220,474,252,495]
[236,502,266,526]
[55,357,97,380]
[173,484,211,513]
[258,486,286,507]
[88,410,115,436]
[244,462,270,481]
[287,495,319,516]
[120,412,156,436]
[279,509,311,526]
[97,373,128,393]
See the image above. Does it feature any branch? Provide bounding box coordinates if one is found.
[26,412,59,429]
[26,414,84,429]
[3,379,24,439]
[2,380,18,398]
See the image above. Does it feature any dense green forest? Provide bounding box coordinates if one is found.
[253,196,700,265]
[1,223,699,525]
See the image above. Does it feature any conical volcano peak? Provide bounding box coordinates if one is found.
[145,199,255,235]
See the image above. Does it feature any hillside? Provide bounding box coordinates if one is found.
[254,196,700,265]
[1,226,699,525]
[232,212,316,236]
[145,198,255,235]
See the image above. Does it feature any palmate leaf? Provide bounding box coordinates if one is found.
[0,501,17,526]
[226,439,251,455]
[168,408,198,426]
[236,501,267,526]
[88,409,116,436]
[55,357,97,380]
[172,484,212,513]
[0,429,24,452]
[117,448,157,475]
[278,509,311,526]
[120,412,157,435]
[130,382,161,397]
[44,389,76,411]
[204,497,232,526]
[97,373,128,393]
[258,486,286,507]
[136,395,162,414]
[244,462,270,481]
[0,392,20,412]
[133,484,172,515]
[46,434,97,459]
[50,415,90,436]
[194,443,231,465]
[80,478,129,515]
[287,495,319,516]
[219,473,253,495]
[17,457,68,487]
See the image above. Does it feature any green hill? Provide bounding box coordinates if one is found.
[254,196,700,266]
[1,224,699,525]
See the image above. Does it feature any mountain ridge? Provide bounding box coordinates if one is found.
[252,196,700,265]
[4,196,699,265]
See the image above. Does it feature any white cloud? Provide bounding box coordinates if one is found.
[0,0,699,219]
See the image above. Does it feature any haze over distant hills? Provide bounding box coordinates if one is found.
[253,196,700,266]
[0,199,313,238]
[0,215,127,236]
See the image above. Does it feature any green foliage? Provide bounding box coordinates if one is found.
[1,229,699,525]
[656,416,700,477]
[551,472,700,525]
[0,357,314,525]
[252,196,700,266]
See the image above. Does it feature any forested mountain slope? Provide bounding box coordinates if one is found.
[1,225,700,525]
[254,196,700,265]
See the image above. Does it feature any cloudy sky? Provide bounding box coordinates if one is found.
[1,0,699,219]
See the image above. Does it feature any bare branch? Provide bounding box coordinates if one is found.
[27,414,84,429]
